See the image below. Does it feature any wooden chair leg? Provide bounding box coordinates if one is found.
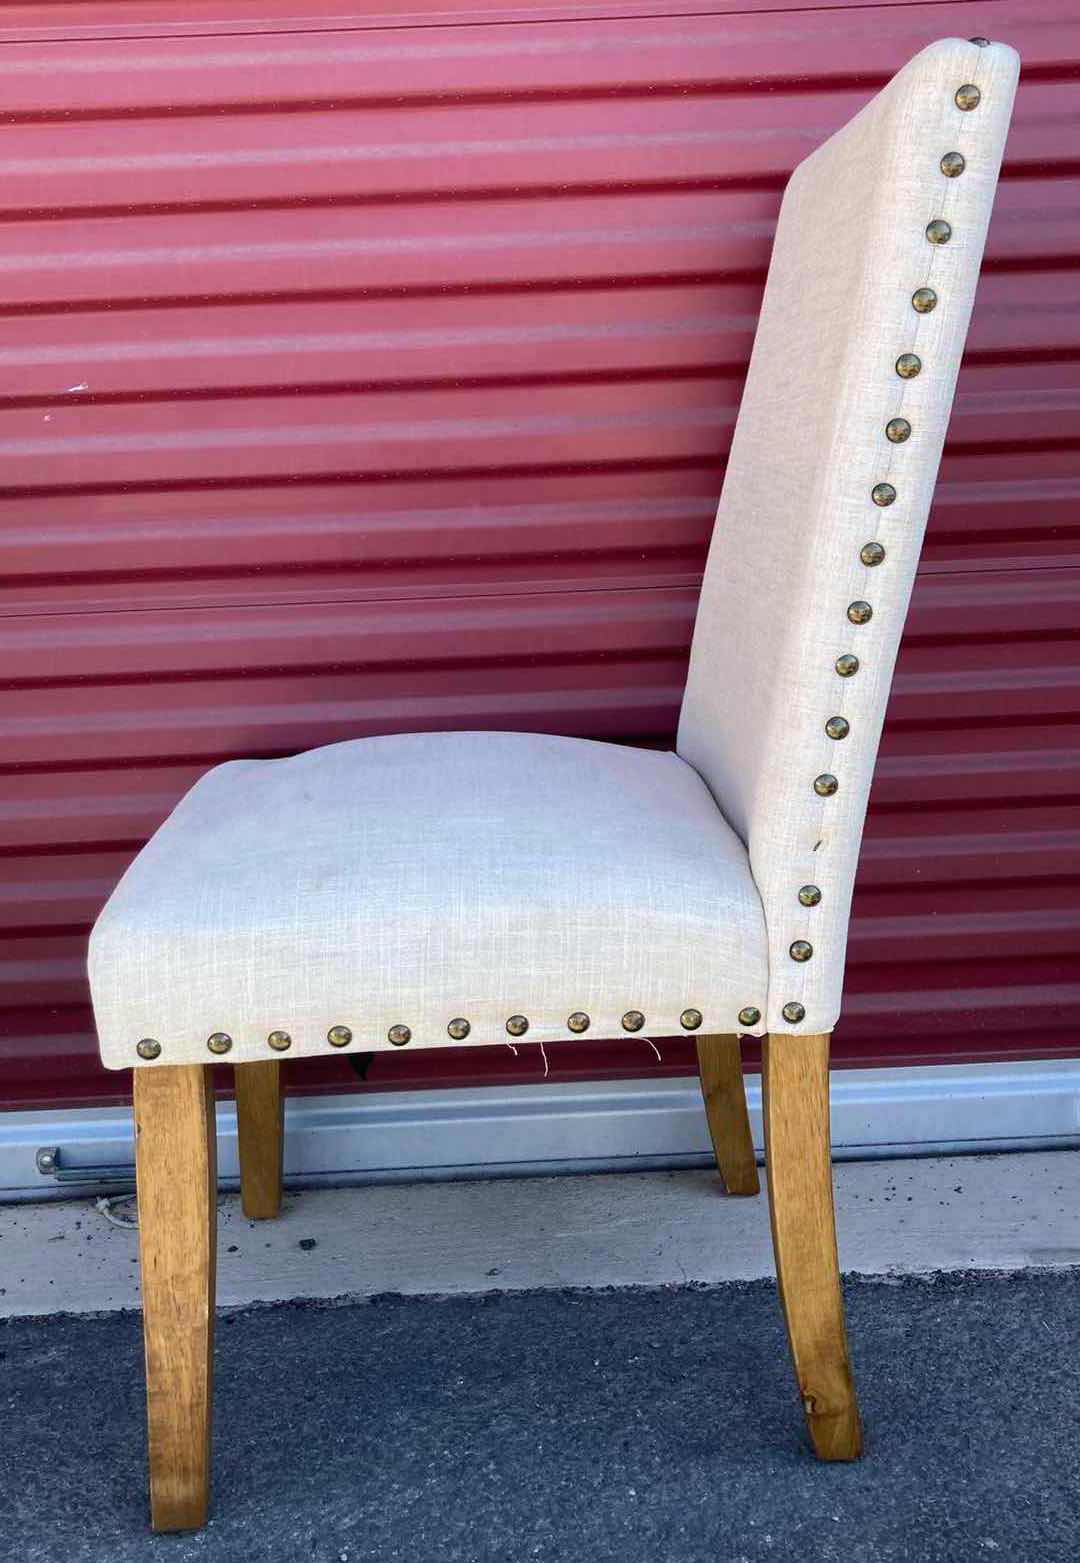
[134,1065,218,1531]
[234,1060,284,1219]
[762,1032,862,1461]
[695,1033,760,1195]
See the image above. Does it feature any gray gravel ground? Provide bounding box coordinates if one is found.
[2,1269,1078,1563]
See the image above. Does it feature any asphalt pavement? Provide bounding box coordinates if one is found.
[2,1268,1078,1563]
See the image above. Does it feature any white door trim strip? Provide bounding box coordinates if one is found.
[3,1058,1080,1202]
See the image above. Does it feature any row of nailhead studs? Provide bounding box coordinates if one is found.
[131,73,993,1065]
[777,49,988,1031]
[134,1004,769,1058]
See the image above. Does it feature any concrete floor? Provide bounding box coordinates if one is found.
[3,1150,1080,1317]
[2,1152,1079,1561]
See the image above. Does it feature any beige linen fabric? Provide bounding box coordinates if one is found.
[91,39,1017,1068]
[90,732,768,1067]
[678,38,1019,1035]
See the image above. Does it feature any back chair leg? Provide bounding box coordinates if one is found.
[234,1060,284,1219]
[761,1032,862,1461]
[695,1033,760,1195]
[134,1065,218,1531]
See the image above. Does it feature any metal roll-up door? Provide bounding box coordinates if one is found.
[2,0,1077,1145]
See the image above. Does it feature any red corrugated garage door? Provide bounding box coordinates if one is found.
[2,0,1078,1109]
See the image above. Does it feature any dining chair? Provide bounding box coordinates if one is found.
[88,36,1018,1530]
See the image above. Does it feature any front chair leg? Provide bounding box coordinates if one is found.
[695,1033,760,1195]
[134,1065,218,1530]
[234,1060,284,1219]
[762,1032,862,1460]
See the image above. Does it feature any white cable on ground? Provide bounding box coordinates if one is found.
[95,1193,139,1230]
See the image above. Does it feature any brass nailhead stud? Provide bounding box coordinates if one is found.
[136,1038,161,1061]
[912,287,938,314]
[680,1008,703,1031]
[567,1011,591,1034]
[861,541,886,567]
[926,219,952,246]
[872,482,896,507]
[738,1006,761,1028]
[782,1001,806,1024]
[896,352,922,379]
[848,600,873,625]
[388,1024,411,1046]
[447,1017,471,1041]
[825,715,850,740]
[814,773,839,797]
[267,1030,292,1052]
[622,1010,645,1032]
[835,653,859,677]
[886,417,911,443]
[327,1024,353,1047]
[955,83,981,111]
[506,1014,529,1037]
[799,884,822,907]
[790,940,814,962]
[207,1032,233,1055]
[941,151,966,178]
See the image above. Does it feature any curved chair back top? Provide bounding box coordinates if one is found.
[678,38,1020,1035]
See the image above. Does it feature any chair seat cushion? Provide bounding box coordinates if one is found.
[89,731,768,1069]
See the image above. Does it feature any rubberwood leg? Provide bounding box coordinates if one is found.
[134,1065,217,1531]
[762,1032,862,1461]
[234,1060,284,1219]
[695,1033,760,1195]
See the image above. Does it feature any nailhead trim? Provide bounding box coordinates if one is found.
[132,72,989,1069]
[786,70,981,1038]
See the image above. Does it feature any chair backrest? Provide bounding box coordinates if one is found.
[677,38,1019,1037]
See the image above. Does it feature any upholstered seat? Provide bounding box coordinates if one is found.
[92,36,1019,1079]
[89,730,769,1066]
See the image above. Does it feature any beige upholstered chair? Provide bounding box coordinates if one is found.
[88,38,1018,1531]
